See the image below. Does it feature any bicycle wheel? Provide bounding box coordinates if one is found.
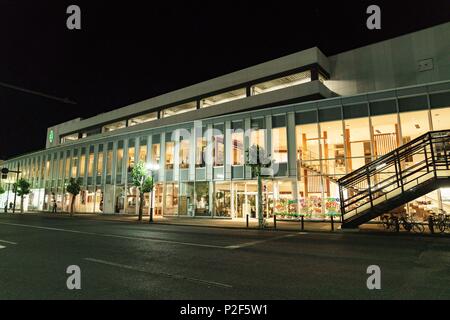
[438,221,446,233]
[413,223,424,234]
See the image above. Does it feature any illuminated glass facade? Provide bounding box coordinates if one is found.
[2,81,450,222]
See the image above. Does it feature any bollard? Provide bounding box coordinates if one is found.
[246,214,249,228]
[330,215,335,231]
[301,216,304,231]
[273,215,277,229]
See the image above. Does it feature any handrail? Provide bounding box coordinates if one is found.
[339,130,450,225]
[338,130,450,186]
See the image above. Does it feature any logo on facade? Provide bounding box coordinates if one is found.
[48,130,55,144]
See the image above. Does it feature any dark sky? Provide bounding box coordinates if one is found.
[1,0,450,159]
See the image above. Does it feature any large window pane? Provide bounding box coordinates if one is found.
[195,182,210,216]
[432,108,450,130]
[165,182,178,215]
[231,124,244,166]
[165,141,175,170]
[344,117,372,171]
[371,114,400,158]
[272,127,288,163]
[400,110,430,141]
[320,120,346,177]
[179,139,190,169]
[196,127,207,168]
[213,124,224,167]
[162,101,196,118]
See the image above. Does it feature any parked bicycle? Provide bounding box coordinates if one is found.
[381,214,399,232]
[437,212,450,233]
[399,215,424,233]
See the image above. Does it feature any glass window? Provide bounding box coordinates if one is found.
[213,124,224,167]
[127,144,135,170]
[201,88,246,108]
[103,120,126,133]
[65,154,70,179]
[129,112,158,126]
[196,127,207,168]
[320,120,346,177]
[165,141,175,170]
[151,143,160,166]
[97,151,104,177]
[251,70,311,95]
[165,183,178,215]
[195,182,210,216]
[116,143,124,176]
[179,139,190,169]
[79,149,86,177]
[344,117,372,171]
[162,101,196,118]
[139,139,147,164]
[179,182,194,215]
[71,150,78,177]
[46,159,51,178]
[214,182,231,217]
[432,108,450,130]
[231,123,244,166]
[400,110,430,141]
[59,155,64,179]
[296,123,320,171]
[61,133,78,144]
[106,147,113,176]
[88,148,95,177]
[272,127,288,163]
[250,118,266,150]
[371,114,400,158]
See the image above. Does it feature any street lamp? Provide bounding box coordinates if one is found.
[146,163,159,223]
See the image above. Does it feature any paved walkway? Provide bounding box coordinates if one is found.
[3,211,447,236]
[0,210,396,234]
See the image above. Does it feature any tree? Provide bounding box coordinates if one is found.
[13,178,31,214]
[131,161,154,221]
[66,177,82,216]
[0,185,5,195]
[245,144,272,229]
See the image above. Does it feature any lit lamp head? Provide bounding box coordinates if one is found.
[146,163,160,172]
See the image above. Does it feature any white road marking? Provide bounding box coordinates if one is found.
[226,233,301,249]
[84,258,233,289]
[0,221,228,249]
[0,239,17,245]
[0,221,307,251]
[0,245,5,250]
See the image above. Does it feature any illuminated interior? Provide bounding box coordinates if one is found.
[251,70,311,96]
[201,88,246,108]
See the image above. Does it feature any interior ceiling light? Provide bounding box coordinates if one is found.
[415,124,420,129]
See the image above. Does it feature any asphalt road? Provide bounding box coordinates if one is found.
[0,214,449,300]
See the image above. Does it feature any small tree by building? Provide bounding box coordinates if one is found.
[13,178,31,214]
[66,177,82,216]
[246,144,272,229]
[131,161,154,221]
[0,185,5,196]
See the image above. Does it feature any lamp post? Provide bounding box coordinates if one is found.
[146,163,159,224]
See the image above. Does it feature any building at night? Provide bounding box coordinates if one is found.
[1,22,450,225]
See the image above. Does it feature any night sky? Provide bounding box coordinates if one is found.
[1,0,450,160]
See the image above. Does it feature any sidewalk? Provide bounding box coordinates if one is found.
[5,210,386,233]
[4,211,446,236]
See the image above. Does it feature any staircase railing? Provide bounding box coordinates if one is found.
[338,130,450,225]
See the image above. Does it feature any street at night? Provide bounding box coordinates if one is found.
[0,214,449,300]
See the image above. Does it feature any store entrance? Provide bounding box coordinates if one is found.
[235,191,257,219]
[233,181,273,219]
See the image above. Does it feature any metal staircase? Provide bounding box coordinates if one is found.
[338,130,450,229]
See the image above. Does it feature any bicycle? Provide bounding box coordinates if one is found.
[381,214,399,232]
[437,213,450,233]
[399,215,425,233]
